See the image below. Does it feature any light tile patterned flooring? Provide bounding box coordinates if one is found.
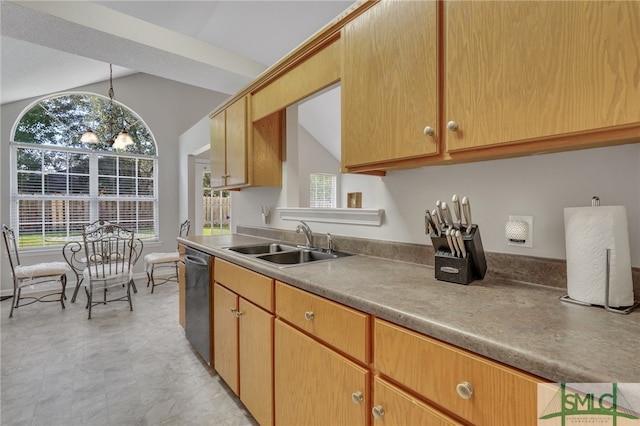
[1,281,258,426]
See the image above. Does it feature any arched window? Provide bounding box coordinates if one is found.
[10,93,158,248]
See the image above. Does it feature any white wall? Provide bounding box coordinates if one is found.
[230,143,640,266]
[1,73,227,293]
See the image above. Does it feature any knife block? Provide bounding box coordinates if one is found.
[431,225,487,285]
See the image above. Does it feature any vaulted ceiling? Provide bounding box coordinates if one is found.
[1,1,356,105]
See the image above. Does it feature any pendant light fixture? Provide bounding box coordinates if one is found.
[81,64,134,149]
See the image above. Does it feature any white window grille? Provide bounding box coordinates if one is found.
[310,173,336,208]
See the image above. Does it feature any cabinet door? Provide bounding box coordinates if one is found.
[372,376,462,426]
[210,110,226,187]
[213,283,239,394]
[239,299,274,426]
[445,1,640,152]
[274,319,369,426]
[343,0,438,169]
[225,96,248,186]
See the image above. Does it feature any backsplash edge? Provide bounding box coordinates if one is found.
[236,225,640,299]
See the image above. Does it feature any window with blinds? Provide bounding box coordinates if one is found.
[309,173,336,208]
[10,93,158,248]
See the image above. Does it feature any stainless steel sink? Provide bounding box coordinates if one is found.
[224,241,353,268]
[227,243,298,255]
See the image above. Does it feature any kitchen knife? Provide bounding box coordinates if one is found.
[445,229,456,256]
[456,230,467,258]
[436,200,445,227]
[450,229,461,257]
[452,194,462,229]
[432,209,443,236]
[441,202,454,229]
[425,209,439,236]
[462,196,473,235]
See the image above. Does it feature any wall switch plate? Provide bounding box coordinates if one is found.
[507,215,533,248]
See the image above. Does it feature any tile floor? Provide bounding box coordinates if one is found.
[1,280,258,426]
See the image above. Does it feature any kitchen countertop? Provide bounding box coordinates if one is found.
[179,234,640,384]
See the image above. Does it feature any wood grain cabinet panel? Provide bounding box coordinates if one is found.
[275,281,369,363]
[213,283,239,394]
[342,0,439,170]
[372,376,462,426]
[239,298,274,426]
[374,319,541,426]
[274,319,369,426]
[214,258,274,312]
[444,0,640,154]
[210,95,282,189]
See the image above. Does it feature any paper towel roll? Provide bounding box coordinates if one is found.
[564,206,634,307]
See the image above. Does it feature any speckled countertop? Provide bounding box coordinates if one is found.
[179,234,640,384]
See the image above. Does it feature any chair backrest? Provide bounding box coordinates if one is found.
[82,223,135,279]
[2,224,20,274]
[179,219,190,238]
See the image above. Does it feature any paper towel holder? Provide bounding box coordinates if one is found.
[560,249,639,314]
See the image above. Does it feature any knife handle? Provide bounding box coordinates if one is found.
[445,229,456,256]
[456,230,467,258]
[462,196,473,235]
[425,210,439,236]
[452,194,462,229]
[432,209,442,235]
[442,202,454,228]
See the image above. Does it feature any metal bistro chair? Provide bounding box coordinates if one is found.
[64,220,141,303]
[2,224,68,318]
[81,222,142,319]
[143,219,190,293]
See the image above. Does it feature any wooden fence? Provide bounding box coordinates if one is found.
[203,196,230,226]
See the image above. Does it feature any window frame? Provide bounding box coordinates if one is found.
[9,92,159,250]
[309,173,337,208]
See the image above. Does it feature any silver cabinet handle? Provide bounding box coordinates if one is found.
[372,405,385,419]
[456,381,474,399]
[304,311,314,320]
[423,126,435,136]
[235,310,244,318]
[351,391,363,404]
[447,120,459,131]
[230,308,237,314]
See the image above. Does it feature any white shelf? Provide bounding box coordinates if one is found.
[277,208,384,226]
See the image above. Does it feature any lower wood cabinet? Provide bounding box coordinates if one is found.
[372,376,462,426]
[213,258,275,426]
[274,319,369,426]
[374,319,541,426]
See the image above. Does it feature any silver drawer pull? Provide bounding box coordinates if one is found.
[372,405,385,419]
[351,391,363,404]
[304,311,314,320]
[456,381,474,400]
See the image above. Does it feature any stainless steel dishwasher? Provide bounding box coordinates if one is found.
[184,246,211,363]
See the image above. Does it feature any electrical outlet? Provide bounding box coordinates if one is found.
[507,215,533,248]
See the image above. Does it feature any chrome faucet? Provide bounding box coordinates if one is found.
[326,233,333,253]
[296,221,314,248]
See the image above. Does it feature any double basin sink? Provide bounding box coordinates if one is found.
[225,242,353,268]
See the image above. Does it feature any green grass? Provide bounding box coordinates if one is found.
[202,225,230,236]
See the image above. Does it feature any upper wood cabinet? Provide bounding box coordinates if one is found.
[210,95,282,189]
[342,0,439,171]
[252,37,342,122]
[444,0,640,157]
[341,0,639,173]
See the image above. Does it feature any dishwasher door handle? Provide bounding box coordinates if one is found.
[185,255,208,267]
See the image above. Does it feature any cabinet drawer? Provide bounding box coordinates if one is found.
[276,281,370,364]
[374,319,540,426]
[214,258,274,312]
[373,376,462,426]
